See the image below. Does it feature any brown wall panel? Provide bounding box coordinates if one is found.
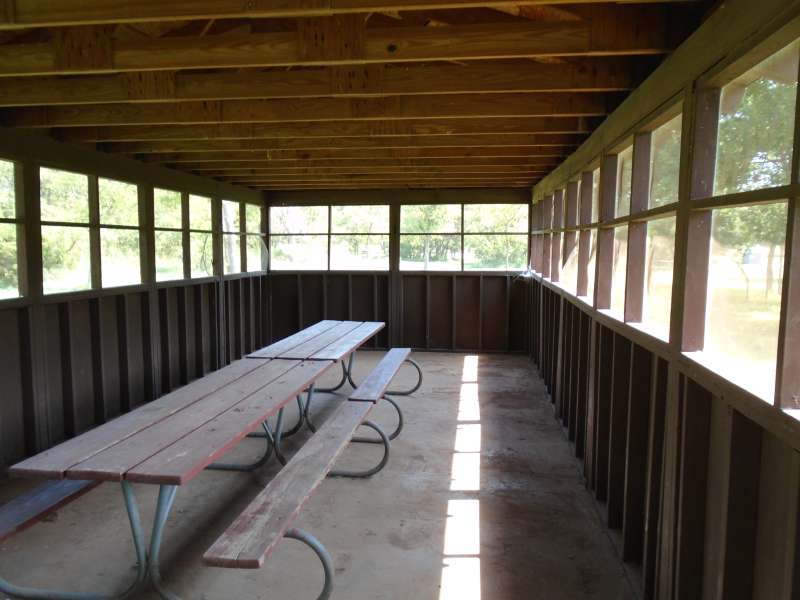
[0,309,26,467]
[508,278,528,352]
[301,275,325,328]
[95,296,121,421]
[270,274,299,341]
[429,276,453,349]
[481,276,507,351]
[159,288,181,393]
[402,275,426,348]
[66,300,96,436]
[123,292,146,409]
[455,276,480,349]
[375,275,389,348]
[326,275,349,321]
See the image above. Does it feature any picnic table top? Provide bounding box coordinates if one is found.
[10,321,385,486]
[247,320,384,360]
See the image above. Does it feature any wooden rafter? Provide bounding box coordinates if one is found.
[0,2,710,190]
[0,58,635,107]
[98,134,585,154]
[0,15,670,77]
[53,117,597,143]
[0,0,697,30]
[136,146,570,162]
[3,93,612,127]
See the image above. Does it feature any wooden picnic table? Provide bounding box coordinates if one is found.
[4,320,385,600]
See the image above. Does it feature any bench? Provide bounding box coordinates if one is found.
[203,348,412,599]
[0,479,100,544]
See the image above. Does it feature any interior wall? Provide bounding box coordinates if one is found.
[0,128,267,471]
[530,279,800,600]
[267,188,531,352]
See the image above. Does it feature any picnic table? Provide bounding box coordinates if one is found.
[1,320,391,600]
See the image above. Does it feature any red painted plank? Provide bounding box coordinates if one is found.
[310,321,385,361]
[127,360,334,485]
[247,320,341,359]
[349,348,411,402]
[10,359,265,480]
[204,399,373,569]
[277,321,363,359]
[66,360,301,482]
[0,480,100,543]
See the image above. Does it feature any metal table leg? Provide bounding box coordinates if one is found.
[0,482,147,600]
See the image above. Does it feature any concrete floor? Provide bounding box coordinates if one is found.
[0,352,634,600]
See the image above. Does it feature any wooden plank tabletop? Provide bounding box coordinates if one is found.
[11,320,384,485]
[247,320,340,359]
[10,358,334,485]
[10,359,265,480]
[247,320,384,360]
[310,321,385,361]
[127,361,332,485]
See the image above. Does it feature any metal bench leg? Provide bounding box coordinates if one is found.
[0,482,148,600]
[328,421,390,479]
[283,528,334,600]
[352,395,404,443]
[385,359,423,396]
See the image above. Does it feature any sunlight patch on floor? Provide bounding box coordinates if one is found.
[439,355,482,600]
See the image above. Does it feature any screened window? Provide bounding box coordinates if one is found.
[153,188,184,282]
[609,226,628,317]
[616,147,633,217]
[0,159,20,299]
[330,205,389,271]
[99,178,140,288]
[222,200,242,275]
[649,115,682,208]
[245,203,266,273]
[641,217,675,340]
[270,205,328,271]
[703,203,787,400]
[463,204,528,271]
[40,167,91,294]
[591,167,600,223]
[585,229,597,302]
[189,194,213,278]
[714,40,799,196]
[400,204,462,271]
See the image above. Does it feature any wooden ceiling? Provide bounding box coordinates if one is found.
[0,1,712,191]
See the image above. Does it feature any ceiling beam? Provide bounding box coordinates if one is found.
[225,176,538,185]
[0,14,669,77]
[0,59,635,107]
[218,169,545,179]
[167,157,556,168]
[189,166,550,175]
[4,93,612,127]
[0,1,697,30]
[100,134,584,154]
[141,147,569,162]
[54,117,597,143]
[254,184,533,189]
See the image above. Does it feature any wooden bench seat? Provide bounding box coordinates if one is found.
[0,479,99,543]
[203,348,412,572]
